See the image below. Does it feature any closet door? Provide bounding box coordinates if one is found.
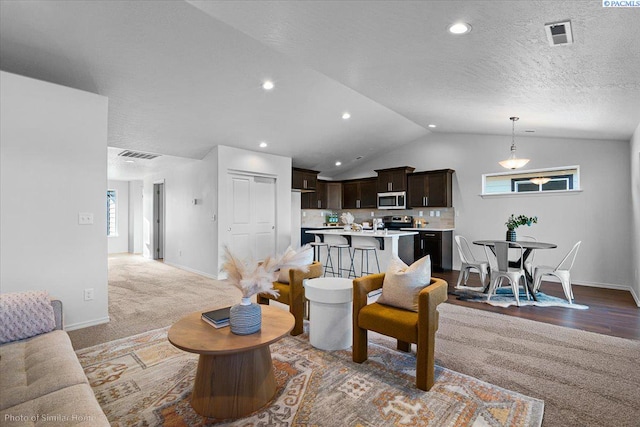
[226,173,276,261]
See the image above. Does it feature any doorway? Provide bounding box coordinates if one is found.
[153,182,164,260]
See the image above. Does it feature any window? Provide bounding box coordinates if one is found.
[107,190,117,236]
[482,166,580,196]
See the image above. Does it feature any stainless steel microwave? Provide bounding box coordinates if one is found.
[377,191,406,210]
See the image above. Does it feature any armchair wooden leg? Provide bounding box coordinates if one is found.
[397,340,410,352]
[352,327,368,363]
[416,328,437,391]
[290,301,304,336]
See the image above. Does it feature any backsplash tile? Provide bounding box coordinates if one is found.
[301,208,455,229]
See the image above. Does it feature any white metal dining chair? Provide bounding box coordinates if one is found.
[520,235,537,277]
[454,235,489,288]
[487,241,529,306]
[533,241,581,304]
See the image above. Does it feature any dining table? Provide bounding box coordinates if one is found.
[472,240,557,301]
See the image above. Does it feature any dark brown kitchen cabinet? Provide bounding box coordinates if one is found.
[292,168,318,191]
[342,178,377,209]
[413,230,452,272]
[407,169,454,208]
[302,180,327,209]
[375,166,415,193]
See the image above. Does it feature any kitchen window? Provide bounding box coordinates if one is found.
[482,166,580,196]
[107,190,117,236]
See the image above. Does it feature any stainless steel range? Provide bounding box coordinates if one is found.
[382,215,413,230]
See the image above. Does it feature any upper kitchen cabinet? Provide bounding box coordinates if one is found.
[375,166,415,193]
[302,180,327,209]
[407,169,455,208]
[342,178,377,209]
[292,168,318,191]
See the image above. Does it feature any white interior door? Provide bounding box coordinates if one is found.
[227,173,276,261]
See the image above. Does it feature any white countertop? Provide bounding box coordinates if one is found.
[400,228,455,232]
[305,229,417,238]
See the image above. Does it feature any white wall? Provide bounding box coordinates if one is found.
[128,180,143,253]
[143,153,215,276]
[630,123,640,305]
[107,180,129,254]
[142,145,292,279]
[334,132,634,292]
[0,71,109,329]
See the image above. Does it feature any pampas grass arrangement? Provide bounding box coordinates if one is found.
[221,245,312,299]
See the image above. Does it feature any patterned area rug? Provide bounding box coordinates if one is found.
[453,286,589,309]
[76,326,544,427]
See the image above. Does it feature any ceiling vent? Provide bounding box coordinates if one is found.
[118,150,160,160]
[545,20,573,46]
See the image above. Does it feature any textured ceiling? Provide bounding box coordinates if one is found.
[1,1,639,180]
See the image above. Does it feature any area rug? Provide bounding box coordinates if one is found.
[76,326,544,427]
[453,286,589,309]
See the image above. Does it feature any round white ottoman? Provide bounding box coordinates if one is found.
[304,277,353,351]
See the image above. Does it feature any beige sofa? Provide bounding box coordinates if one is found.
[0,299,109,426]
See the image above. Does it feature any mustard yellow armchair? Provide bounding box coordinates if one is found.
[352,273,448,391]
[257,261,323,336]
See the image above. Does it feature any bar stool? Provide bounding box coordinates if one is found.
[309,242,328,263]
[325,244,355,278]
[352,245,380,277]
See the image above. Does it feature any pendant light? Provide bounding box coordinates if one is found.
[530,177,551,185]
[499,116,530,169]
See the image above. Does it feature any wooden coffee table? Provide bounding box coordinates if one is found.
[168,305,294,419]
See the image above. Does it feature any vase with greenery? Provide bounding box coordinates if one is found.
[505,214,538,242]
[221,245,312,335]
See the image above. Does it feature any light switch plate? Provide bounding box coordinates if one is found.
[78,213,94,225]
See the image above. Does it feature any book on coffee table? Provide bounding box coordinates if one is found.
[201,306,231,329]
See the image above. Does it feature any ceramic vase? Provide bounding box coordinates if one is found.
[506,229,517,242]
[229,297,262,335]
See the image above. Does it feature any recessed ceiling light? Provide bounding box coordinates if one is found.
[428,124,437,128]
[342,112,351,120]
[448,23,472,35]
[259,141,268,148]
[125,160,135,163]
[335,161,342,166]
[262,80,274,90]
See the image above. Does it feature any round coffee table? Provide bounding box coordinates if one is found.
[168,305,294,419]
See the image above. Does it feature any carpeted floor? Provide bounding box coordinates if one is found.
[71,254,640,427]
[76,326,544,426]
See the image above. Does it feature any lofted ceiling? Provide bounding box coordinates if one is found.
[1,1,639,180]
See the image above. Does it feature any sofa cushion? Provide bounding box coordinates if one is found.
[0,383,110,426]
[377,255,431,312]
[0,330,89,410]
[0,291,56,344]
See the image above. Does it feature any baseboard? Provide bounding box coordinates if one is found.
[65,316,110,331]
[630,287,640,307]
[163,261,218,280]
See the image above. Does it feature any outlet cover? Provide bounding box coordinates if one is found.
[78,213,94,225]
[84,288,94,301]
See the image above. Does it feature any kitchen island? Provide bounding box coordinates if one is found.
[305,229,417,273]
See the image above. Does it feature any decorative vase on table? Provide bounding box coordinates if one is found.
[506,229,517,242]
[229,297,262,335]
[221,244,314,336]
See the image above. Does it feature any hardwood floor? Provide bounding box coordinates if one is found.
[434,270,640,340]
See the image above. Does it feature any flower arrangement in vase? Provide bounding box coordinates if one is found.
[505,214,538,242]
[221,245,312,335]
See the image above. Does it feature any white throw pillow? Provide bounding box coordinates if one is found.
[377,255,432,312]
[0,290,56,343]
[277,246,314,284]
